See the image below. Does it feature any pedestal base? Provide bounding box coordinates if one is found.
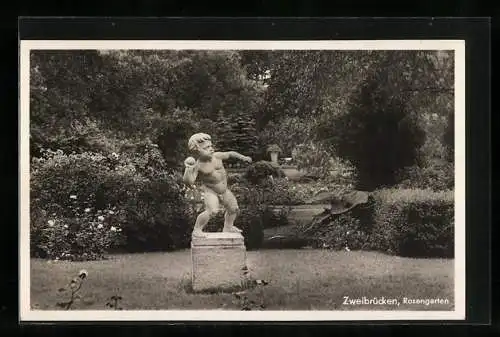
[191,232,247,292]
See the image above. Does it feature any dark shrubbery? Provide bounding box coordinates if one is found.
[243,160,286,185]
[300,188,454,258]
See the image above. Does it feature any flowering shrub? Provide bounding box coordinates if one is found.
[30,145,193,258]
[31,197,125,261]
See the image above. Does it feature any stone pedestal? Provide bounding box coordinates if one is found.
[191,232,247,292]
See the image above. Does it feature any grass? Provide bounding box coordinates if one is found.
[30,249,454,311]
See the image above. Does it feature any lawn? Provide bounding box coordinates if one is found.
[30,249,454,311]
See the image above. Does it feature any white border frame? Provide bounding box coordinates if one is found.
[19,40,466,322]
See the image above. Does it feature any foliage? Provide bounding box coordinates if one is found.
[30,146,192,258]
[29,49,455,257]
[322,55,426,190]
[258,116,314,158]
[217,107,260,162]
[233,178,305,206]
[396,159,454,191]
[156,108,217,169]
[299,188,454,258]
[369,188,454,258]
[292,141,357,185]
[30,204,125,261]
[243,160,286,185]
[241,50,367,129]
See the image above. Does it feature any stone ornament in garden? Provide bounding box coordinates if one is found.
[183,133,253,238]
[183,133,252,292]
[266,144,282,165]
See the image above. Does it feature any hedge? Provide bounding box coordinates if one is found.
[301,188,454,258]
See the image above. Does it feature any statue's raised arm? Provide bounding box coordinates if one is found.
[183,157,198,185]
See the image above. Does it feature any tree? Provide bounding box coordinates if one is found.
[217,106,259,161]
[30,50,110,156]
[325,54,426,191]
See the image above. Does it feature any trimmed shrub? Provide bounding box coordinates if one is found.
[298,188,454,258]
[369,188,454,258]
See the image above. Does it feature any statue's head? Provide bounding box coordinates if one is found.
[188,133,214,158]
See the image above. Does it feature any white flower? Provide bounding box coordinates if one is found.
[70,195,77,199]
[108,210,115,215]
[97,224,103,229]
[47,220,55,227]
[98,215,105,222]
[78,269,88,279]
[63,224,68,229]
[84,208,91,213]
[110,226,117,231]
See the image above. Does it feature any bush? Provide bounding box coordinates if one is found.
[243,160,285,185]
[30,146,193,259]
[30,203,125,261]
[397,160,454,191]
[305,213,370,251]
[369,188,454,258]
[299,188,454,258]
[292,141,358,185]
[122,178,192,252]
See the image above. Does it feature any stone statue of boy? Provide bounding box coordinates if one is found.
[183,133,252,237]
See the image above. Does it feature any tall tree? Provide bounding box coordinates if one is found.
[324,51,427,190]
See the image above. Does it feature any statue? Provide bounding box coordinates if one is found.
[183,133,252,237]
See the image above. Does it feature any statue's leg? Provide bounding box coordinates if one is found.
[192,189,219,237]
[221,189,242,233]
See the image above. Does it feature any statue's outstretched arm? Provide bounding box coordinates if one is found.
[214,151,252,162]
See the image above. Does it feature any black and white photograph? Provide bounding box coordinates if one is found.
[19,39,465,321]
